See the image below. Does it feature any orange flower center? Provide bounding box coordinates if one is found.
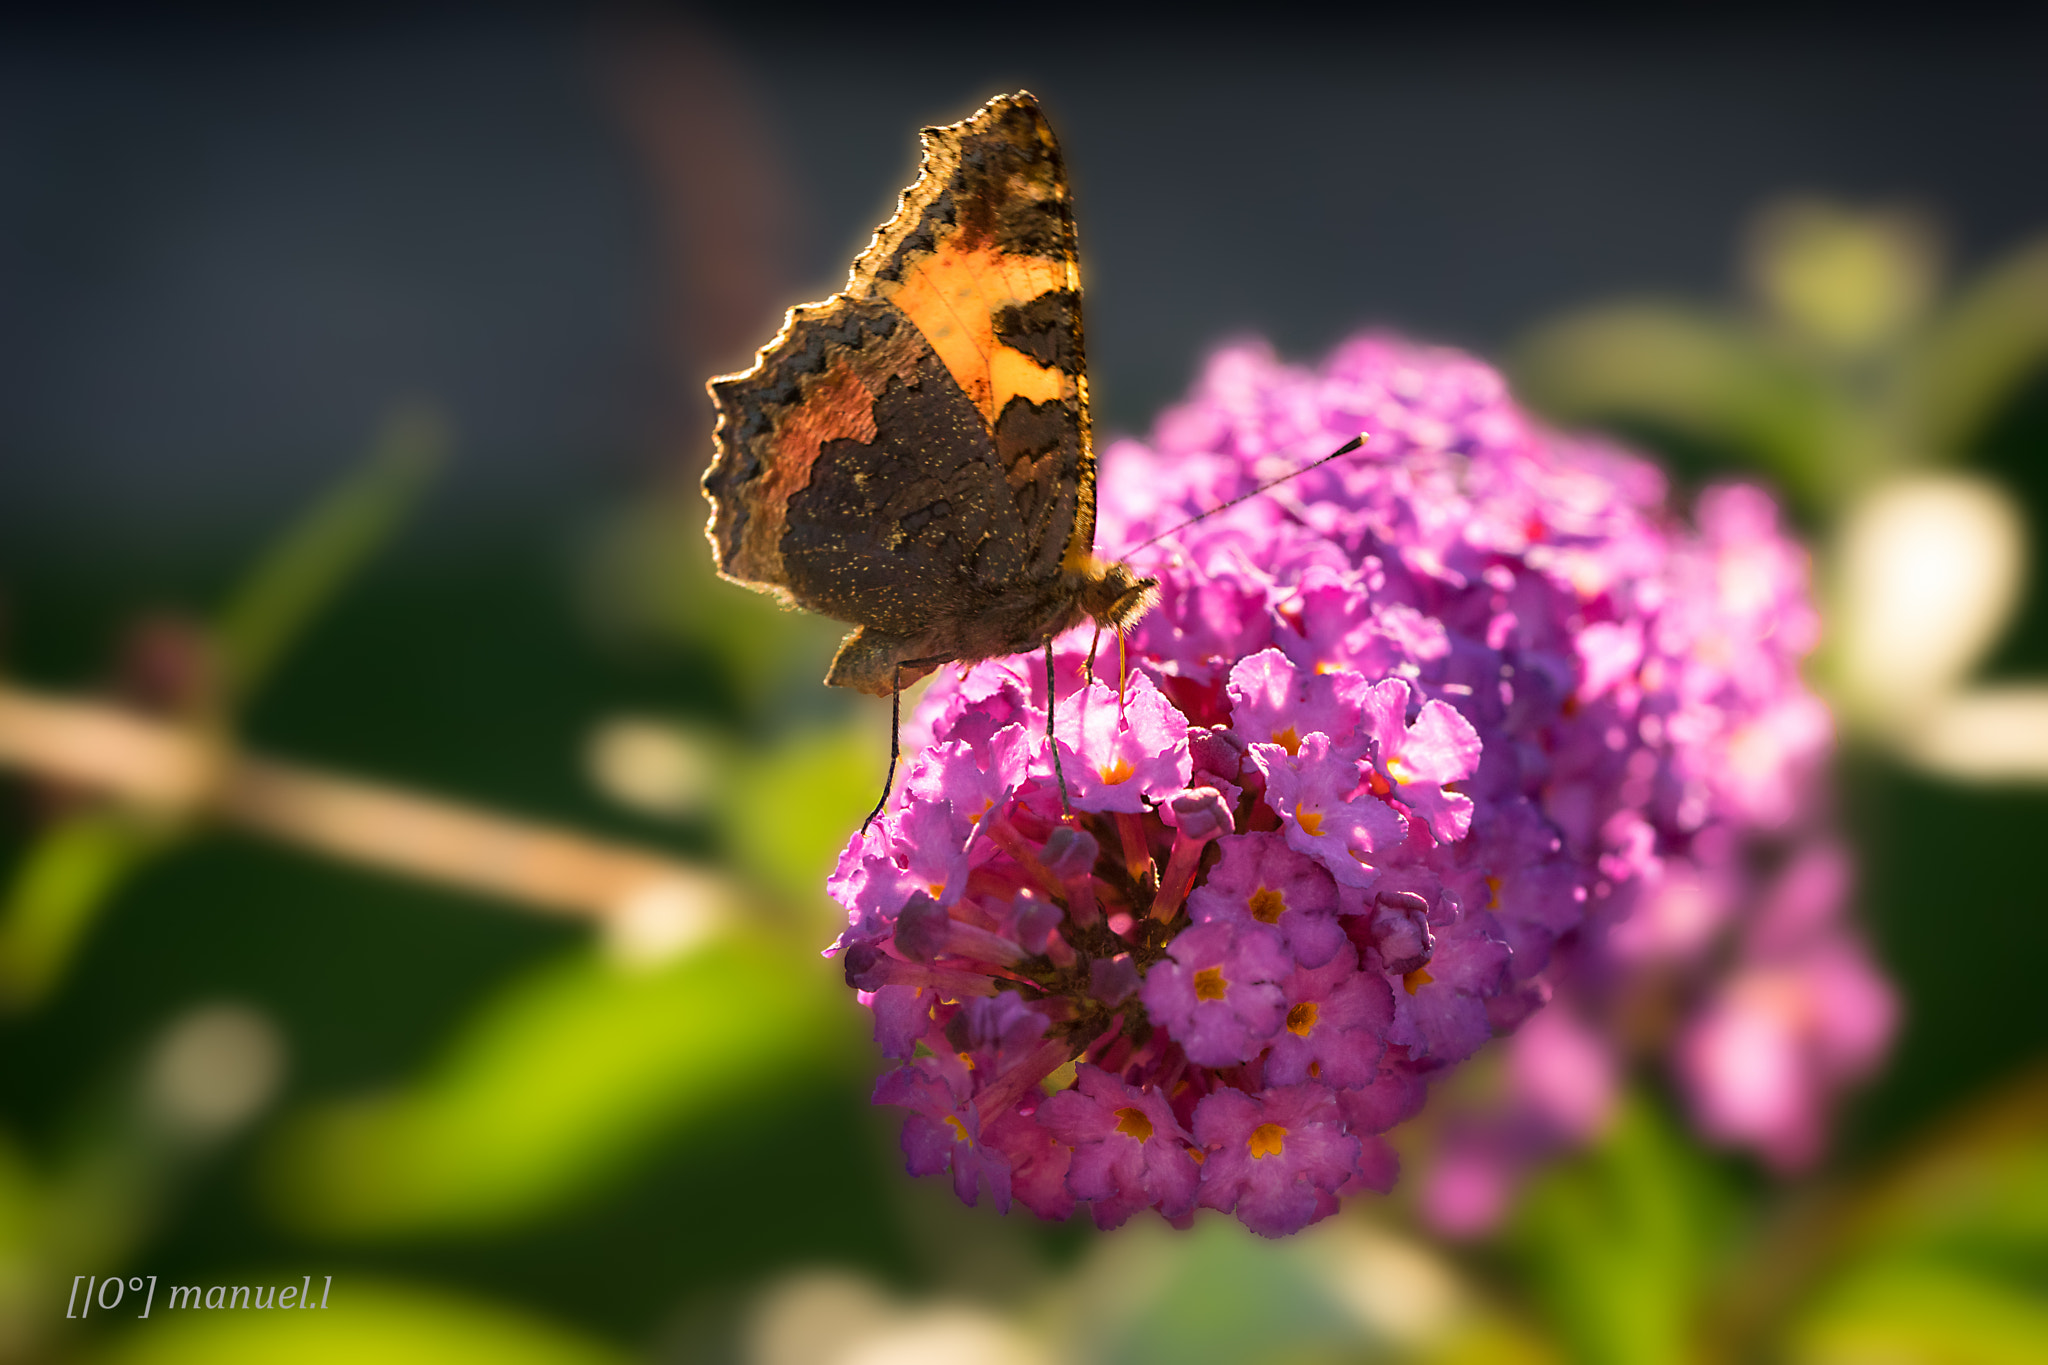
[1247,886,1287,924]
[1113,1106,1154,1142]
[1193,966,1229,1002]
[1286,1001,1319,1036]
[1294,804,1324,837]
[1248,1123,1288,1159]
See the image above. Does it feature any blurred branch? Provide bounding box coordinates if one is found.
[219,756,732,928]
[0,412,446,1008]
[0,682,738,933]
[1896,686,2048,782]
[0,688,219,812]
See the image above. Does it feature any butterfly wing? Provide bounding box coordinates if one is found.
[703,92,1096,660]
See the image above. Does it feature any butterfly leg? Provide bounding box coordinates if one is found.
[860,664,905,834]
[1046,640,1071,818]
[1116,626,1129,714]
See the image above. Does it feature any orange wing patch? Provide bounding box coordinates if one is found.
[734,354,877,582]
[884,234,1070,424]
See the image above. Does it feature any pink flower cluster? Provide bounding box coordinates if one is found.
[829,336,1892,1238]
[1417,490,1897,1236]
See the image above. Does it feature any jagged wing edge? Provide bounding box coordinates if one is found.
[700,93,1042,596]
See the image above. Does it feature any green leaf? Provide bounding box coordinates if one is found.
[1096,1217,1366,1365]
[0,812,167,1009]
[0,1127,42,1257]
[1788,1259,2048,1365]
[1902,235,2048,459]
[1704,1064,2048,1362]
[1409,1318,1561,1365]
[261,931,851,1236]
[1746,199,1940,358]
[1857,1138,2048,1270]
[1510,303,1856,508]
[719,724,885,922]
[1813,1063,2048,1278]
[213,406,446,707]
[1506,1095,1734,1365]
[1780,1067,2048,1364]
[581,497,846,726]
[87,1277,629,1365]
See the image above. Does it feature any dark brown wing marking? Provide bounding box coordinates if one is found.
[783,346,1031,631]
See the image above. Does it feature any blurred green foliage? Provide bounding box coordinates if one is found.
[211,409,448,710]
[1514,202,2048,518]
[0,411,447,1010]
[1479,1069,2048,1365]
[262,932,853,1238]
[1504,1100,1738,1365]
[86,1279,630,1365]
[0,814,169,1015]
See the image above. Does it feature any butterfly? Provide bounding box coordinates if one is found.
[702,91,1152,819]
[703,91,1362,825]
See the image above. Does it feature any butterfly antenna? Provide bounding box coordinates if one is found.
[1046,641,1071,818]
[1121,433,1368,556]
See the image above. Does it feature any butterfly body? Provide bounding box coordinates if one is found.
[704,92,1156,696]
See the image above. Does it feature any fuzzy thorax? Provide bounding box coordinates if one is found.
[1076,559,1160,633]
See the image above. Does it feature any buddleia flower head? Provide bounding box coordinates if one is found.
[830,334,1882,1237]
